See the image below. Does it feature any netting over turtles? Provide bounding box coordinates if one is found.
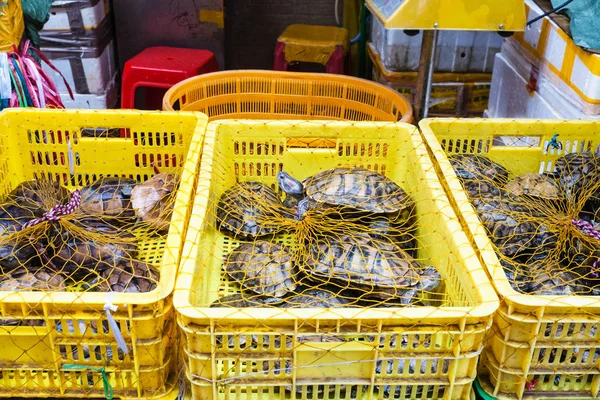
[420,118,600,400]
[174,120,498,399]
[0,109,205,399]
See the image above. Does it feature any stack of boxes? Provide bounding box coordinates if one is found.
[487,0,600,119]
[39,0,118,109]
[368,17,504,117]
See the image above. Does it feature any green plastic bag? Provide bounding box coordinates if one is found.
[551,0,600,50]
[20,0,52,48]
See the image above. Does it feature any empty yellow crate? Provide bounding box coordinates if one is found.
[0,108,207,399]
[419,118,600,400]
[173,119,498,399]
[162,70,413,123]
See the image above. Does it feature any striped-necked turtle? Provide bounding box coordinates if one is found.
[0,266,66,291]
[216,181,294,238]
[302,233,432,300]
[224,241,298,298]
[131,173,179,232]
[277,167,414,219]
[554,152,600,199]
[448,154,509,199]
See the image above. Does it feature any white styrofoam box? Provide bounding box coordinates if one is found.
[42,39,116,95]
[59,73,117,109]
[45,0,109,31]
[370,17,504,73]
[501,38,600,118]
[487,51,599,121]
[510,0,600,113]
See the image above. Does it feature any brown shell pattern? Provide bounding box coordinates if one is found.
[0,267,66,291]
[303,233,421,297]
[302,167,413,213]
[80,177,137,221]
[224,241,298,298]
[216,181,293,238]
[98,260,159,293]
[505,173,562,200]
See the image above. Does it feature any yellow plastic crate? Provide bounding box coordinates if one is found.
[173,119,498,399]
[419,118,600,400]
[0,108,207,399]
[162,70,413,123]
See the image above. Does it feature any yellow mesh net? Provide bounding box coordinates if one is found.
[448,152,600,297]
[0,109,203,399]
[175,120,497,399]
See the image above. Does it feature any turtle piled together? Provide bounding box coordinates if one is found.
[0,173,179,324]
[211,167,443,309]
[449,152,600,296]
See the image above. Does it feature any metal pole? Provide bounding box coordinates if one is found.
[413,29,439,122]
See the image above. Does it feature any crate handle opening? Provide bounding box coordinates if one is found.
[286,138,337,149]
[491,136,542,148]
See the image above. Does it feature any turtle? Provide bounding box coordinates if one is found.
[209,293,283,308]
[448,154,509,199]
[216,181,294,239]
[554,152,600,199]
[224,241,298,298]
[280,288,353,308]
[131,173,179,232]
[471,196,552,259]
[302,233,426,300]
[97,259,159,293]
[43,219,138,281]
[504,172,563,201]
[79,177,138,223]
[276,167,414,219]
[521,261,583,296]
[7,179,71,213]
[0,266,66,291]
[0,202,41,272]
[365,213,418,258]
[0,266,65,326]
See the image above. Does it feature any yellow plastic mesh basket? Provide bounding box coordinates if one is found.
[173,119,498,400]
[0,108,207,399]
[419,118,600,400]
[162,70,413,123]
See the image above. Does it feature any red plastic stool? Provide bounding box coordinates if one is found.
[274,24,349,74]
[121,46,219,111]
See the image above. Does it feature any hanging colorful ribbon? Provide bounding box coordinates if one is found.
[0,39,74,110]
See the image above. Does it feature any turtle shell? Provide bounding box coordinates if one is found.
[303,233,421,299]
[280,288,352,308]
[505,173,562,200]
[45,219,138,281]
[523,262,583,296]
[216,181,293,239]
[554,152,600,198]
[0,266,66,291]
[8,180,70,213]
[366,213,417,258]
[472,196,549,259]
[301,167,413,214]
[80,177,137,222]
[131,173,179,232]
[97,259,159,293]
[0,203,40,272]
[449,154,509,199]
[210,293,283,308]
[224,241,298,298]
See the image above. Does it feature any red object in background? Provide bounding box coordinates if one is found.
[120,46,219,112]
[273,41,348,74]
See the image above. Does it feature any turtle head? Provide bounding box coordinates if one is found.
[277,171,304,195]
